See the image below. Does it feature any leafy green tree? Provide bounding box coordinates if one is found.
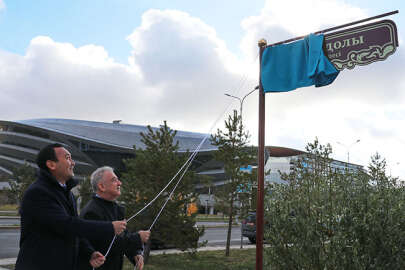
[7,163,36,207]
[350,152,405,269]
[121,121,204,262]
[210,110,255,256]
[263,139,405,269]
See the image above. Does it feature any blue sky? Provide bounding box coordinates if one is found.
[0,0,404,179]
[0,0,265,63]
[2,1,401,63]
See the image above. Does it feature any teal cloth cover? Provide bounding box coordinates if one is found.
[261,34,339,92]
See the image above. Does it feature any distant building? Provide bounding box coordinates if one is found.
[0,118,216,178]
[265,146,364,184]
[0,118,363,212]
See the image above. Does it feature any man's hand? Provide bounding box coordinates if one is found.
[134,254,144,270]
[89,251,105,268]
[138,230,151,243]
[112,220,127,235]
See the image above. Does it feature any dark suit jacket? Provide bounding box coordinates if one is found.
[15,169,114,270]
[78,196,143,270]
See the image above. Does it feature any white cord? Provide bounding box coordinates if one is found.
[133,150,199,270]
[149,150,198,231]
[104,234,117,258]
[101,129,208,267]
[95,54,260,269]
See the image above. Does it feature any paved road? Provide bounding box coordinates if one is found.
[196,221,232,226]
[0,229,19,259]
[199,226,250,246]
[0,219,19,226]
[0,226,252,259]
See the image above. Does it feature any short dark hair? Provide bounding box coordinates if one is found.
[36,143,64,171]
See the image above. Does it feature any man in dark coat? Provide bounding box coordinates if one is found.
[79,166,150,270]
[15,144,127,270]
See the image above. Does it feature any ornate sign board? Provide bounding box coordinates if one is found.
[324,19,399,71]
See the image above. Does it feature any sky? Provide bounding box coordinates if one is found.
[0,0,404,179]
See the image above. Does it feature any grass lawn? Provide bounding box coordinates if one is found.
[0,213,19,217]
[2,248,256,270]
[0,204,19,216]
[0,204,18,211]
[123,248,256,270]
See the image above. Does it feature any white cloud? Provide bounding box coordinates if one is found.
[127,9,243,83]
[27,36,117,69]
[240,0,367,60]
[236,0,405,179]
[126,9,249,129]
[0,38,155,124]
[0,0,5,10]
[0,1,403,179]
[262,0,366,36]
[0,9,249,133]
[237,0,405,124]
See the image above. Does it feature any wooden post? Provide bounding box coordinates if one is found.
[256,38,267,270]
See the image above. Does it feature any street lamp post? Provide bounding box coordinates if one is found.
[224,85,259,122]
[225,86,259,250]
[337,139,361,164]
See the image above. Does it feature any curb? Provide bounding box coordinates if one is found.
[197,225,239,229]
[0,224,240,230]
[0,225,240,230]
[149,244,255,256]
[0,258,16,266]
[0,216,20,219]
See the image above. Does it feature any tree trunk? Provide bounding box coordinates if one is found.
[225,195,234,256]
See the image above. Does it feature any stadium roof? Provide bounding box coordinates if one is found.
[1,118,310,157]
[265,146,305,157]
[15,118,216,152]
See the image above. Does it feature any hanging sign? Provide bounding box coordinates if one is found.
[324,19,399,71]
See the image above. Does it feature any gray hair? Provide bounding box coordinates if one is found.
[90,166,114,192]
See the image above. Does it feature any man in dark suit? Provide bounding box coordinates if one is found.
[15,143,127,270]
[79,166,150,270]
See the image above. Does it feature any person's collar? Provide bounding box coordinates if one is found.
[38,169,78,190]
[58,182,67,189]
[66,177,78,190]
[94,193,114,203]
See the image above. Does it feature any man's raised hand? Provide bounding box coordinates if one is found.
[138,230,150,243]
[112,220,127,235]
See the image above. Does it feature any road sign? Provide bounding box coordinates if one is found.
[325,19,399,71]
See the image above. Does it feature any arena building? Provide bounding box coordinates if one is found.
[0,118,216,178]
[0,118,363,212]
